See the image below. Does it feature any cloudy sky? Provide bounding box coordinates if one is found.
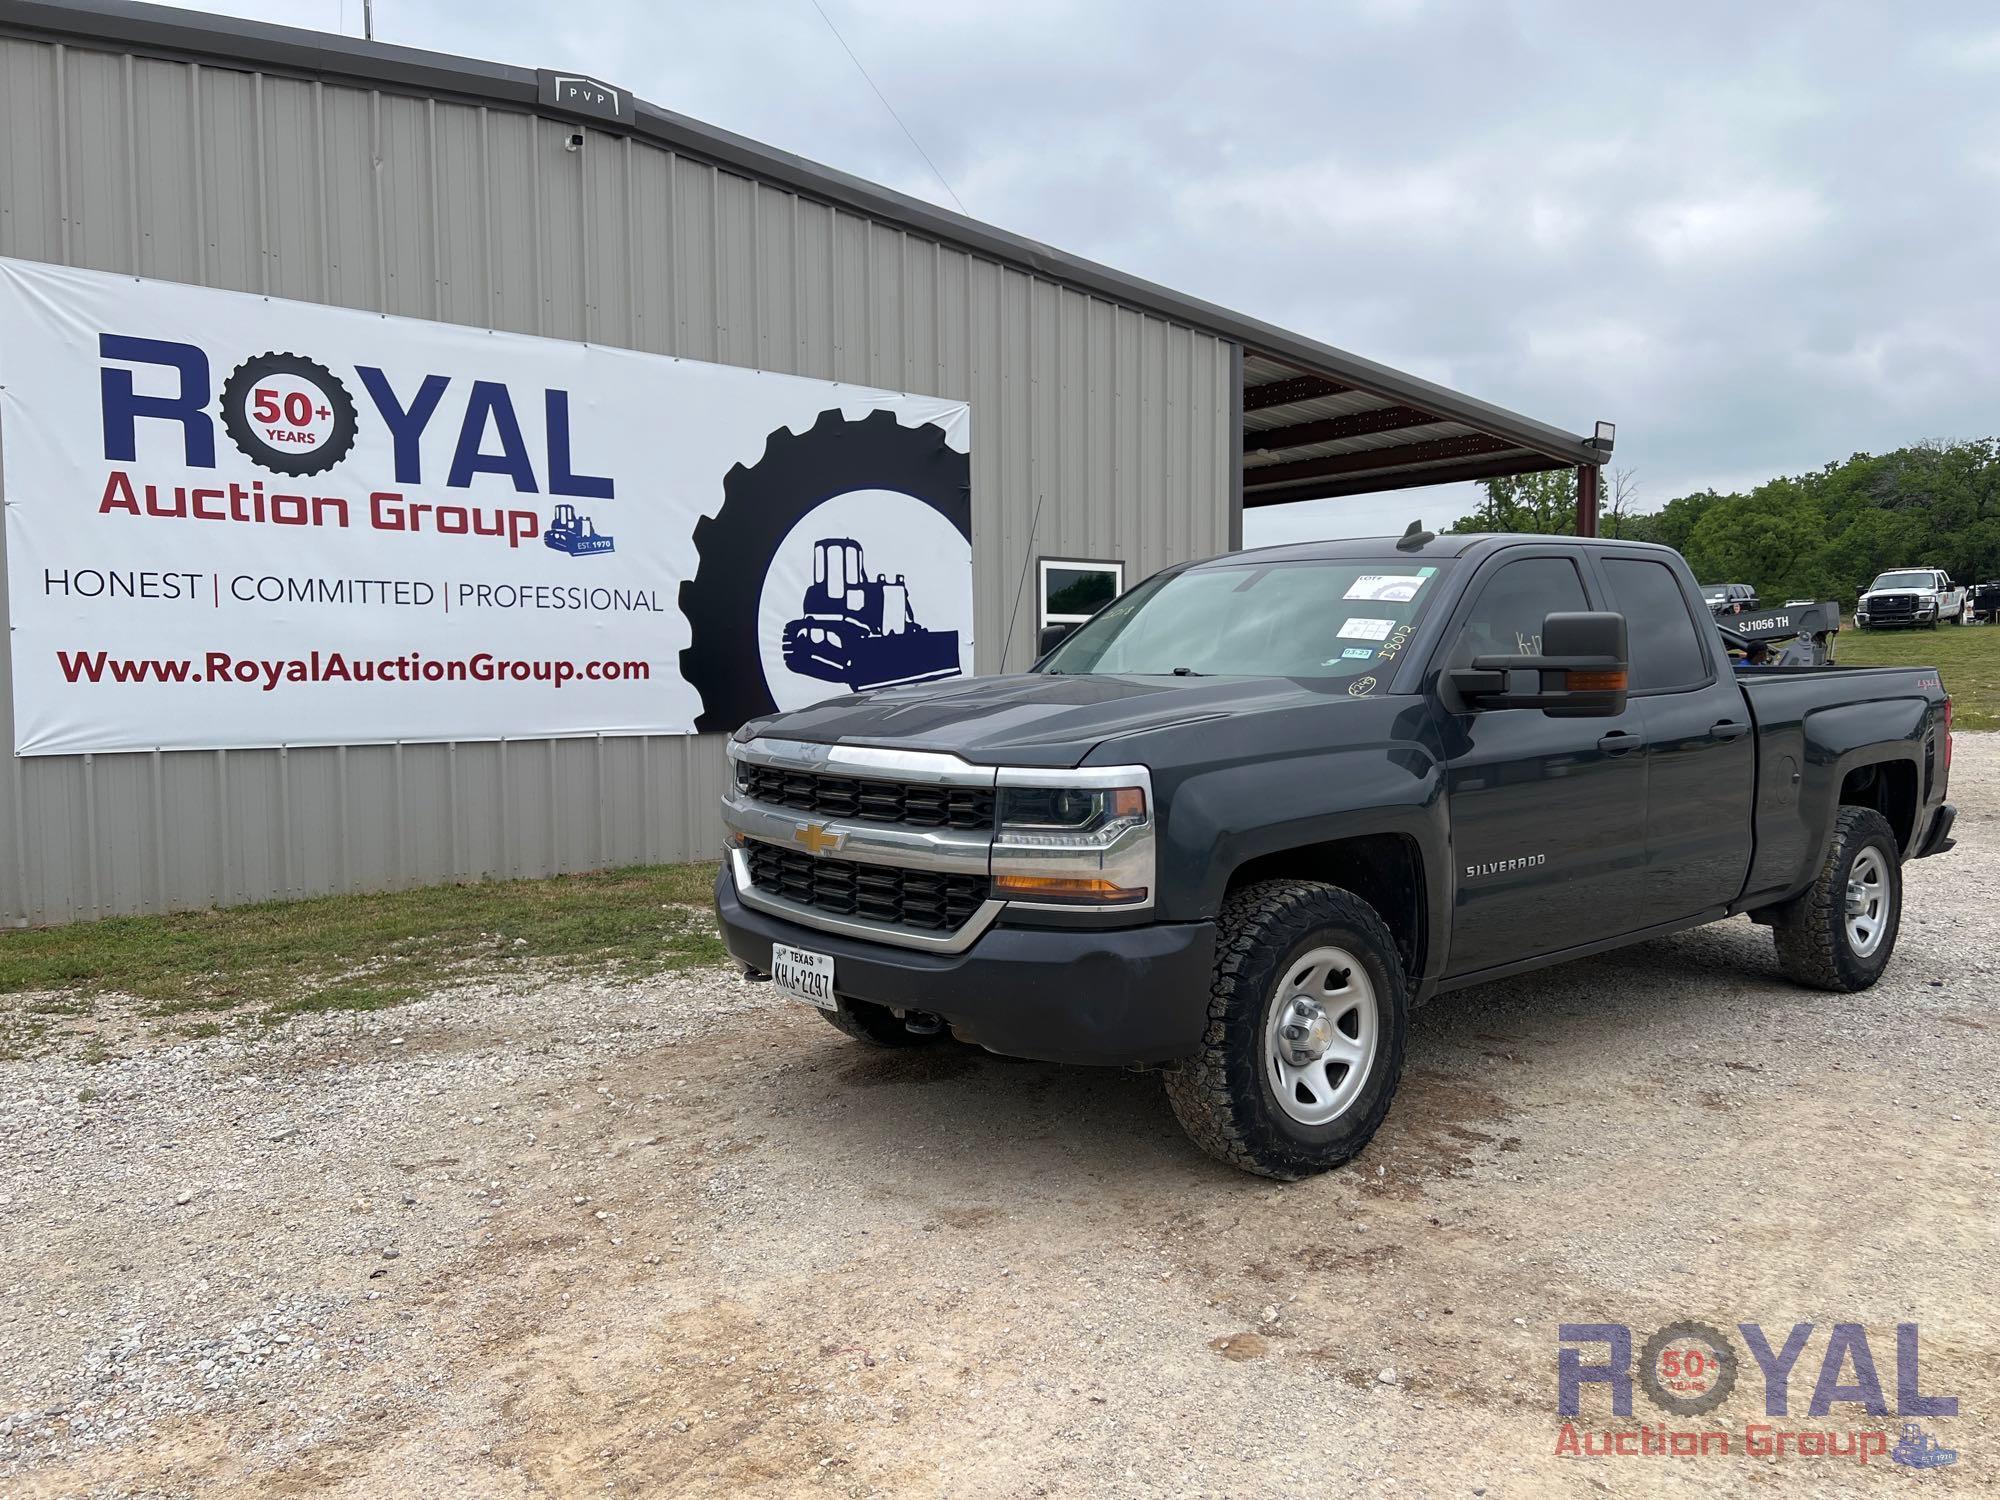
[166,0,2000,541]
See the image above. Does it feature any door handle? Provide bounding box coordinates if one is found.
[1597,731,1641,755]
[1709,720,1750,742]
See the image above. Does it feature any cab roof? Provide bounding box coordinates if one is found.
[1204,531,1680,568]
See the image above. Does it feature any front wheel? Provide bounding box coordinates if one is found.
[1770,806,1902,991]
[1163,881,1408,1180]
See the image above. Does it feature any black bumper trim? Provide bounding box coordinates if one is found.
[1916,802,1956,859]
[716,870,1216,1066]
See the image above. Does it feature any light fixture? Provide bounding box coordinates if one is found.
[1586,420,1616,453]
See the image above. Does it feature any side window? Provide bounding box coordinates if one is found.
[1602,558,1711,692]
[1446,557,1590,669]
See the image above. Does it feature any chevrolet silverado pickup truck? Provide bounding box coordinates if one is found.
[715,532,1957,1179]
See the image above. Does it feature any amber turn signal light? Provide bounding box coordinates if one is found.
[1564,670,1627,691]
[992,874,1148,903]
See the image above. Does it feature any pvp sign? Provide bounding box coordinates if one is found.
[0,259,972,754]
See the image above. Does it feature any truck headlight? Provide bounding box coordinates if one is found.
[992,769,1154,907]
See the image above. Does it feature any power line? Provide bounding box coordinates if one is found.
[806,0,966,215]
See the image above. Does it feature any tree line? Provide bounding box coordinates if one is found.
[1448,438,2000,603]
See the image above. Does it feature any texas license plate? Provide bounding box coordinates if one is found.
[770,943,835,1010]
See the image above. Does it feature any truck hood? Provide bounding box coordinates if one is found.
[741,672,1352,768]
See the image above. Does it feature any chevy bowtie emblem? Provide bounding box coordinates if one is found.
[793,821,844,856]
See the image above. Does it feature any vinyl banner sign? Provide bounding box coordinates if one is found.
[0,259,972,755]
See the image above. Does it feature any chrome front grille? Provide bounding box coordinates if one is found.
[724,738,1006,952]
[734,761,995,830]
[744,840,988,932]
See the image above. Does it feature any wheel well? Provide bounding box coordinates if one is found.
[1839,759,1917,854]
[1226,835,1425,976]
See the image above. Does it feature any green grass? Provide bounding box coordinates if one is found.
[0,862,726,1038]
[1835,617,2000,729]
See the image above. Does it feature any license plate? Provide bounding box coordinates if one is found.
[770,943,836,1011]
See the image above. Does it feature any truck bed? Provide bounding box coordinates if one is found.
[1734,664,1948,907]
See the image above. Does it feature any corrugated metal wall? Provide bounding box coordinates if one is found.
[0,31,1236,925]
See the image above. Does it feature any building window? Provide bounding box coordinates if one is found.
[1039,558,1124,628]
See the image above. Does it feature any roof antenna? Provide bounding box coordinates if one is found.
[1396,519,1434,551]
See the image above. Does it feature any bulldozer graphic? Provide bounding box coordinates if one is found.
[1892,1422,1958,1469]
[678,409,971,731]
[543,503,615,556]
[781,537,962,692]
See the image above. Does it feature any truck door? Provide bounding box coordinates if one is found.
[1592,552,1754,920]
[1942,573,1964,619]
[1431,551,1651,975]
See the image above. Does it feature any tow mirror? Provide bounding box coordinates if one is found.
[1447,610,1629,718]
[1038,621,1078,657]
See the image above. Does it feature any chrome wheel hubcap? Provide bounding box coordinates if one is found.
[1264,945,1378,1126]
[1844,847,1890,958]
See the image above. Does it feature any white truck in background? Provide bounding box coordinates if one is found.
[1856,568,1967,629]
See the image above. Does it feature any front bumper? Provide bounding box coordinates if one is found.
[716,869,1216,1066]
[1857,602,1933,626]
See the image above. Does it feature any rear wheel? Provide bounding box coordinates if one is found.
[1770,806,1901,991]
[1950,601,1966,625]
[819,999,945,1047]
[1163,880,1408,1180]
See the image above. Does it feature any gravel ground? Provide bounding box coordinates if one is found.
[3,740,1998,1499]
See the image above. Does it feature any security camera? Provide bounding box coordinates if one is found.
[564,131,584,153]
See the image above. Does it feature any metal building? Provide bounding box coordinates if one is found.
[0,0,1608,925]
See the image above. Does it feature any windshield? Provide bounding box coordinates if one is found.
[1038,558,1452,680]
[1870,571,1935,591]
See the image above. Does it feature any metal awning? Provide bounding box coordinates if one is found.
[1240,352,1595,511]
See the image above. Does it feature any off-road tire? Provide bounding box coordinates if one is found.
[1770,806,1901,991]
[1162,880,1408,1180]
[819,998,941,1047]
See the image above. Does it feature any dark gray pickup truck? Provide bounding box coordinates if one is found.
[715,532,1956,1178]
